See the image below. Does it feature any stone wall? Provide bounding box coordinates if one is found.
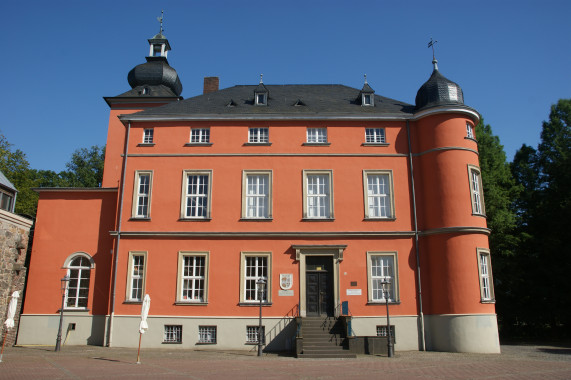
[0,209,33,347]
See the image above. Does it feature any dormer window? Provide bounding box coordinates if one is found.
[360,75,375,107]
[256,93,267,106]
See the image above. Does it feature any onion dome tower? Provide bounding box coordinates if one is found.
[415,59,464,111]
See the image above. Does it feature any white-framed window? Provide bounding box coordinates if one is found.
[240,252,271,304]
[181,170,212,219]
[363,170,395,219]
[0,190,14,212]
[363,94,373,106]
[255,93,267,106]
[367,251,399,303]
[376,325,396,342]
[248,127,269,143]
[477,248,495,302]
[198,326,217,344]
[126,252,146,302]
[466,123,475,139]
[365,128,386,144]
[143,128,154,144]
[246,326,265,344]
[132,171,152,218]
[163,325,182,343]
[64,253,94,309]
[242,171,272,219]
[190,128,210,143]
[176,252,209,303]
[468,165,485,216]
[306,128,328,143]
[303,170,333,219]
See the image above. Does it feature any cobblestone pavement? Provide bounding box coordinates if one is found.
[0,344,570,379]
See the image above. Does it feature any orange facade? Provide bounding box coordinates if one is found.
[18,34,499,353]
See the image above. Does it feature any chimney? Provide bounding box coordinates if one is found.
[203,77,219,94]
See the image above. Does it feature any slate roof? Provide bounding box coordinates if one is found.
[0,170,17,193]
[415,66,464,111]
[122,84,415,120]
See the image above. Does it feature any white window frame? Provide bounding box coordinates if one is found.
[367,251,399,303]
[363,170,395,219]
[468,165,485,216]
[477,248,495,303]
[63,252,94,309]
[126,251,147,302]
[466,123,475,139]
[303,170,334,219]
[365,128,386,144]
[362,93,374,106]
[255,93,267,106]
[246,325,265,344]
[143,128,154,144]
[306,128,328,144]
[198,326,217,344]
[163,325,182,343]
[190,128,210,143]
[0,190,14,212]
[176,251,209,304]
[132,170,153,219]
[181,170,212,219]
[242,170,272,219]
[240,252,272,304]
[248,127,269,143]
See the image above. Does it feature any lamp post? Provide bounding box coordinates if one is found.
[256,278,266,357]
[55,275,70,352]
[381,278,394,358]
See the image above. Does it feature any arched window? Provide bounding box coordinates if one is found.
[65,254,92,308]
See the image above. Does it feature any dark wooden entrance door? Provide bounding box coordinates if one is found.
[305,256,333,316]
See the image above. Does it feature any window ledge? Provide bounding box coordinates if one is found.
[302,218,335,222]
[363,217,396,221]
[481,299,496,304]
[239,218,273,222]
[137,143,155,147]
[238,302,273,307]
[162,341,182,345]
[302,142,331,146]
[123,300,143,305]
[366,301,401,306]
[471,213,487,219]
[59,308,90,313]
[174,301,208,306]
[362,143,389,147]
[195,342,217,345]
[178,218,212,222]
[129,217,151,221]
[243,142,272,146]
[464,137,478,143]
[185,142,213,147]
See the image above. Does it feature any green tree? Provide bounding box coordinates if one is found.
[61,146,105,187]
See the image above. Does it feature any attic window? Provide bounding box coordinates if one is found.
[362,94,374,106]
[448,85,458,101]
[256,93,267,106]
[142,87,150,95]
[293,99,306,106]
[226,99,237,107]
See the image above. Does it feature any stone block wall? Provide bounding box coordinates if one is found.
[0,209,33,347]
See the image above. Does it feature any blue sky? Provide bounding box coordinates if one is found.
[3,1,570,172]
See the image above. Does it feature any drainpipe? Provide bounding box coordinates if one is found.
[107,121,131,347]
[406,120,426,351]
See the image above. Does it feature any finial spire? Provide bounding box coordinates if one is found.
[259,74,263,84]
[364,74,368,84]
[157,10,164,35]
[428,37,438,70]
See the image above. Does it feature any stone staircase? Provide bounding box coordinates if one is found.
[297,316,356,358]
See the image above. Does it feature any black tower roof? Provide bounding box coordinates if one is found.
[415,60,464,111]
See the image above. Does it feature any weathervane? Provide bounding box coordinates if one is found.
[157,10,164,34]
[428,37,438,60]
[260,74,263,84]
[364,74,368,84]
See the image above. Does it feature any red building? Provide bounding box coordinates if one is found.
[17,31,500,354]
